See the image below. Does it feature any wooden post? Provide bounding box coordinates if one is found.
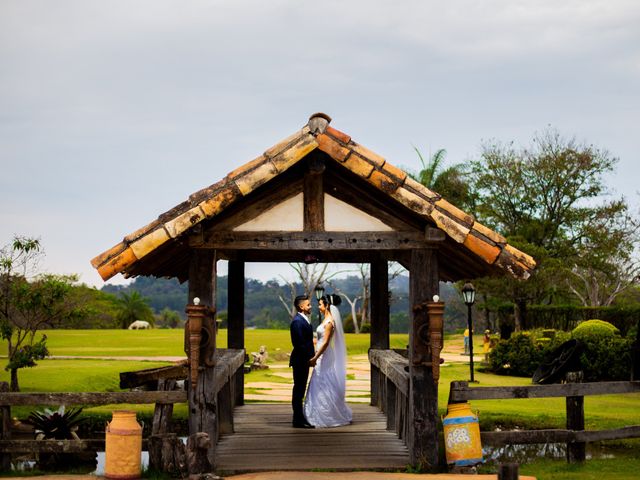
[566,371,585,463]
[217,381,234,436]
[370,257,389,407]
[187,249,217,470]
[0,382,10,471]
[408,248,439,469]
[304,155,325,231]
[228,259,245,407]
[386,377,397,431]
[498,463,519,480]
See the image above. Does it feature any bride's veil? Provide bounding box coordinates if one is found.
[329,302,347,394]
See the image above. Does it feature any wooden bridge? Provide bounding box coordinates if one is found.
[86,112,536,475]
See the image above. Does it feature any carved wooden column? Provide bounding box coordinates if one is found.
[228,259,245,407]
[370,256,389,407]
[186,249,217,471]
[408,248,439,469]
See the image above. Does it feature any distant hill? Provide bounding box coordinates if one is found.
[102,275,467,332]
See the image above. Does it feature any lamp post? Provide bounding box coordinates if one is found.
[314,284,325,326]
[462,282,476,382]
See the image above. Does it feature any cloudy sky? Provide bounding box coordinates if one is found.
[1,0,639,287]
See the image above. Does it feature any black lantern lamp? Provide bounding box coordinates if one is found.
[461,282,476,382]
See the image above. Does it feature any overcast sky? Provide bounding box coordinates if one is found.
[1,0,639,288]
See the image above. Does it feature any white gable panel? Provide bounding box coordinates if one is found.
[233,193,304,231]
[324,194,394,231]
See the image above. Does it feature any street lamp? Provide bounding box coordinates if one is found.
[461,282,476,382]
[314,284,325,326]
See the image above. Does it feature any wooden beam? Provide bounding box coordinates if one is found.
[370,256,390,349]
[408,248,439,469]
[449,380,640,402]
[304,156,324,231]
[192,231,442,251]
[227,259,245,407]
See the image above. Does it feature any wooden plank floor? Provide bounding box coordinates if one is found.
[215,403,410,474]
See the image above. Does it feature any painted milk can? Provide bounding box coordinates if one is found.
[105,410,143,479]
[442,402,483,466]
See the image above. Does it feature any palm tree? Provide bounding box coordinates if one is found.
[411,147,476,212]
[115,291,154,329]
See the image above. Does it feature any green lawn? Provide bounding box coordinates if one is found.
[1,328,639,478]
[0,328,409,358]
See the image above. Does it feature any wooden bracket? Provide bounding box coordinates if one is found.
[184,304,217,386]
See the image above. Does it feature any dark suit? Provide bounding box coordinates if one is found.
[289,312,315,423]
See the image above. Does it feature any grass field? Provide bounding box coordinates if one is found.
[1,328,638,478]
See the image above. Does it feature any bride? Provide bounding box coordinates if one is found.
[304,294,353,427]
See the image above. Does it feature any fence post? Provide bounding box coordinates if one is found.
[0,382,10,471]
[566,371,585,463]
[498,463,519,480]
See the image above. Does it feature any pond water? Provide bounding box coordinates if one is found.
[482,442,618,465]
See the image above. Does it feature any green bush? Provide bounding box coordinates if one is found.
[571,319,631,381]
[571,319,619,341]
[487,329,570,377]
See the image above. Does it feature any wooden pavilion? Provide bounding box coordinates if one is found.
[91,113,535,473]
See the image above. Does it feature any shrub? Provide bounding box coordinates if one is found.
[571,319,619,341]
[487,329,570,377]
[571,319,631,381]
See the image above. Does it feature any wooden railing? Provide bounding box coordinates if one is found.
[450,377,640,463]
[0,348,245,472]
[369,349,410,442]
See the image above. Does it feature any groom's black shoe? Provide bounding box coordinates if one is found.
[292,420,315,428]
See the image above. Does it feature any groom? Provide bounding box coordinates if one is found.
[289,295,316,428]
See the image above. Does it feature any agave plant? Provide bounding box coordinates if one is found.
[27,405,86,440]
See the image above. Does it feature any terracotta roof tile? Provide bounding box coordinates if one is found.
[90,242,127,269]
[505,244,536,270]
[316,133,350,162]
[130,227,170,260]
[463,232,501,264]
[435,198,474,226]
[164,206,206,238]
[97,246,137,281]
[234,160,279,196]
[495,249,532,280]
[472,221,506,245]
[270,134,318,173]
[342,152,376,178]
[225,155,269,182]
[198,184,242,217]
[368,169,401,194]
[264,126,311,160]
[123,219,162,244]
[381,161,408,184]
[430,208,470,243]
[91,113,536,282]
[351,143,385,168]
[325,126,351,144]
[403,176,440,202]
[389,186,435,217]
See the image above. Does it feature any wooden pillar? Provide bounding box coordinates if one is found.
[187,249,217,468]
[303,155,325,231]
[228,260,245,407]
[370,257,389,407]
[408,248,439,469]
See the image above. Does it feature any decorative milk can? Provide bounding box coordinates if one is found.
[442,402,483,466]
[105,410,143,479]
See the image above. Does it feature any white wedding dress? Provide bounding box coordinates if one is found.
[304,305,353,427]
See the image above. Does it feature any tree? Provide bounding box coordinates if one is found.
[410,147,476,212]
[156,307,182,328]
[276,263,344,318]
[115,291,154,329]
[0,236,81,391]
[470,128,637,328]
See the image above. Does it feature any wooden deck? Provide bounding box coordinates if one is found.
[215,404,410,474]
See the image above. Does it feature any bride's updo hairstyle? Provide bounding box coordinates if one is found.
[320,294,342,307]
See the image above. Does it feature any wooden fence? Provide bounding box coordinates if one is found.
[369,349,410,442]
[0,348,245,473]
[449,377,640,463]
